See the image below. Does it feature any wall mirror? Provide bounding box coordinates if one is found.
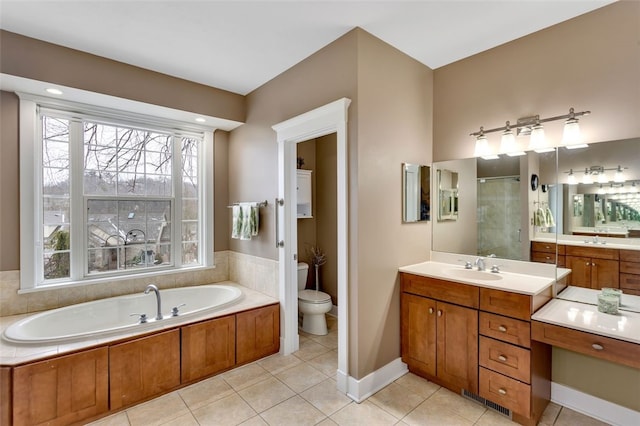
[402,163,431,222]
[437,169,459,221]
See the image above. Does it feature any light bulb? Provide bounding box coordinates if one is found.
[567,169,577,185]
[562,108,583,146]
[529,122,546,151]
[614,166,624,183]
[597,172,608,184]
[582,169,593,185]
[500,122,517,154]
[474,133,490,157]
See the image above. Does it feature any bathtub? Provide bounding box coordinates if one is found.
[2,284,243,344]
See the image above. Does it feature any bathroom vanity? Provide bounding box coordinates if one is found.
[399,261,556,425]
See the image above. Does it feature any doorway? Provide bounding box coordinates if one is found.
[272,98,351,394]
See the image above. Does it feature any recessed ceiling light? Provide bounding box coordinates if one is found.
[195,117,206,123]
[46,88,63,95]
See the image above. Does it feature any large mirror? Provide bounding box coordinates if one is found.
[437,169,458,221]
[402,163,431,222]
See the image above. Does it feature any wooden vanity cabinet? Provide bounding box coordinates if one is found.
[12,347,108,426]
[620,249,640,295]
[182,315,236,383]
[401,274,479,394]
[109,329,181,410]
[565,246,619,290]
[237,303,280,365]
[530,242,565,267]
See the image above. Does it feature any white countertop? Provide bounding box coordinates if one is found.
[557,286,640,313]
[532,290,640,345]
[399,261,555,296]
[532,236,640,251]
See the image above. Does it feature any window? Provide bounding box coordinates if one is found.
[20,97,214,290]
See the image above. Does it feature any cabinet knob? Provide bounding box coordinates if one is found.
[586,262,590,266]
[498,355,507,362]
[437,310,442,317]
[592,343,604,351]
[498,388,507,395]
[428,308,434,314]
[498,325,507,332]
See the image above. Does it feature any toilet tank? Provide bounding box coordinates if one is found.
[297,262,309,290]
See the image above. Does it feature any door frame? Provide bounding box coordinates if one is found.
[272,98,351,393]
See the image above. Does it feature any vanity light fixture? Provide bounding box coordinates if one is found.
[470,107,590,154]
[582,168,593,185]
[597,171,609,184]
[567,169,577,185]
[597,184,606,194]
[630,182,638,193]
[614,165,625,183]
[474,127,491,158]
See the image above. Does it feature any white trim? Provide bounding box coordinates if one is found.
[273,98,351,394]
[551,382,640,426]
[203,131,215,267]
[346,358,409,403]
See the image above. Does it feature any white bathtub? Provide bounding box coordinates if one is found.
[2,284,243,344]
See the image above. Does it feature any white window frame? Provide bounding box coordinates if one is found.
[19,95,215,292]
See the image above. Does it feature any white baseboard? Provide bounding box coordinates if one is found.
[551,382,640,426]
[346,357,408,403]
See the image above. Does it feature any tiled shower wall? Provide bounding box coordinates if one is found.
[0,250,279,316]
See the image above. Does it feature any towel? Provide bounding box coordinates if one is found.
[231,205,243,239]
[534,208,546,227]
[237,203,260,240]
[544,207,555,227]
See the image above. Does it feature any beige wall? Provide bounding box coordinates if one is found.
[433,1,640,410]
[433,1,640,162]
[316,134,338,305]
[0,91,20,271]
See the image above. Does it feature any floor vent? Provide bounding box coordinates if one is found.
[461,389,512,419]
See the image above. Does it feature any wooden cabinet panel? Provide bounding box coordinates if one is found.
[479,367,531,416]
[565,246,619,260]
[401,274,479,309]
[237,304,280,365]
[401,293,437,377]
[480,288,532,321]
[531,242,564,255]
[436,301,478,393]
[12,348,108,426]
[182,315,236,383]
[479,336,531,384]
[531,251,557,264]
[620,249,640,263]
[591,258,619,289]
[620,273,640,294]
[109,329,181,410]
[565,256,591,288]
[1,367,10,426]
[531,321,640,369]
[620,261,640,275]
[479,312,530,348]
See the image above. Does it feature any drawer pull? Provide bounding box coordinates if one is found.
[498,325,507,332]
[592,343,604,351]
[498,355,507,362]
[498,388,507,395]
[428,308,434,314]
[437,310,442,317]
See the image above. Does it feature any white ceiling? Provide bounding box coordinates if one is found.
[0,0,616,95]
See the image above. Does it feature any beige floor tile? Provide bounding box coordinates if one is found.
[257,352,303,375]
[126,392,190,426]
[368,382,425,420]
[331,400,398,426]
[159,412,199,426]
[474,409,518,426]
[308,349,338,377]
[423,387,486,423]
[299,378,352,416]
[295,338,332,361]
[538,402,562,426]
[260,395,326,426]
[86,411,130,426]
[191,393,257,425]
[276,362,328,393]
[394,373,440,399]
[326,315,338,332]
[178,375,235,411]
[402,400,474,426]
[317,418,339,426]
[222,362,271,391]
[239,415,268,426]
[554,407,611,426]
[238,376,296,413]
[311,330,339,349]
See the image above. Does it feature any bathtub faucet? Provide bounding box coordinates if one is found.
[144,284,163,320]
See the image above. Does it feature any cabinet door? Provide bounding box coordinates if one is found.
[109,329,181,410]
[591,258,619,290]
[565,256,591,288]
[436,301,478,393]
[13,348,108,426]
[182,315,236,383]
[237,304,280,365]
[401,293,436,377]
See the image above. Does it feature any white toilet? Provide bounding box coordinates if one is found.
[297,262,332,335]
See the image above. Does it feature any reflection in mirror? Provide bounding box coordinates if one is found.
[402,163,430,222]
[437,169,458,221]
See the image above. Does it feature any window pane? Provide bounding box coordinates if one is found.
[84,170,117,195]
[87,247,124,273]
[146,175,172,196]
[44,252,70,280]
[117,172,146,195]
[44,225,70,251]
[182,199,199,220]
[182,222,198,242]
[43,116,69,142]
[182,242,198,265]
[43,197,70,225]
[43,140,70,169]
[146,151,172,175]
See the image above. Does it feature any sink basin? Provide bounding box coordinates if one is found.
[444,268,504,281]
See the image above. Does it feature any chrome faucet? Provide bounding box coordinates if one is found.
[144,284,163,320]
[475,257,486,271]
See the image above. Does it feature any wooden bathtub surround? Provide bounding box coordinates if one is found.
[401,273,553,426]
[2,303,280,426]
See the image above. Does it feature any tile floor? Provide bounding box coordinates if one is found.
[88,316,609,426]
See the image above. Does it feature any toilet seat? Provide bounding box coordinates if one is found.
[298,289,331,304]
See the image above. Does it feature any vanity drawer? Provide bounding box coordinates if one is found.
[531,251,557,264]
[401,273,479,309]
[480,289,532,321]
[479,312,530,348]
[620,249,640,263]
[565,245,619,260]
[531,321,640,369]
[620,261,640,275]
[619,274,640,294]
[479,367,530,416]
[531,242,564,255]
[479,337,530,383]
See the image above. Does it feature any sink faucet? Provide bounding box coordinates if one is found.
[144,284,163,320]
[475,257,486,271]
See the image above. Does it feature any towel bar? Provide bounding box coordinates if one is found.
[226,200,268,208]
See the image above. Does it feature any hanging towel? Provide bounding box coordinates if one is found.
[231,205,243,239]
[544,207,555,227]
[534,208,546,227]
[240,204,252,240]
[250,205,259,236]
